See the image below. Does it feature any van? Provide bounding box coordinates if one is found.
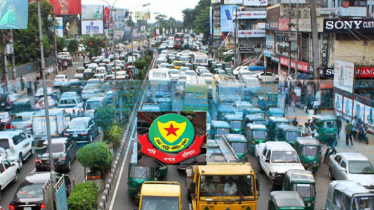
[58,94,81,108]
[83,97,108,118]
[32,108,71,138]
[0,130,34,163]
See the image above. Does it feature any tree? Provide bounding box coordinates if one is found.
[182,0,210,33]
[82,36,106,57]
[94,106,115,134]
[67,39,78,54]
[193,7,210,39]
[77,142,112,175]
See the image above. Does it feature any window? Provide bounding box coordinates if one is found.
[263,149,267,156]
[12,135,21,145]
[266,151,271,160]
[348,161,374,174]
[292,183,315,198]
[3,160,10,169]
[334,190,344,208]
[335,155,342,164]
[340,161,347,169]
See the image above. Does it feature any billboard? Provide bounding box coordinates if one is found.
[56,17,63,37]
[113,9,126,22]
[237,11,266,19]
[353,100,365,121]
[124,27,131,39]
[103,6,110,29]
[224,0,243,4]
[238,30,266,38]
[343,97,353,120]
[81,20,103,35]
[324,19,374,33]
[243,0,268,6]
[135,11,150,20]
[333,60,355,93]
[0,0,28,29]
[114,21,124,30]
[63,15,80,39]
[137,112,206,164]
[335,93,342,114]
[220,5,238,32]
[48,0,82,15]
[81,5,104,20]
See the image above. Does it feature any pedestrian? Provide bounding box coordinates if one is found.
[58,60,62,71]
[34,79,39,94]
[20,76,25,91]
[64,60,68,70]
[36,71,40,80]
[284,93,290,113]
[345,120,354,146]
[26,80,32,96]
[306,91,313,113]
[336,116,342,139]
[352,116,358,140]
[292,92,297,113]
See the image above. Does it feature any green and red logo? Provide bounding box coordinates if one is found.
[138,113,204,164]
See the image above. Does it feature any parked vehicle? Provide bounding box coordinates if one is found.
[83,96,108,118]
[268,191,305,210]
[310,115,337,146]
[0,130,33,165]
[268,108,285,118]
[32,108,71,139]
[256,72,279,83]
[244,114,266,126]
[138,181,182,210]
[274,124,302,146]
[246,124,267,154]
[0,111,14,129]
[224,114,244,134]
[81,84,102,100]
[244,107,265,118]
[222,134,248,159]
[209,120,230,139]
[53,74,69,88]
[282,169,316,210]
[34,87,58,102]
[10,112,35,134]
[35,138,76,172]
[64,117,99,148]
[294,137,322,173]
[266,117,290,141]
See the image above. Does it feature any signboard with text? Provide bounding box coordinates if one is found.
[81,20,103,35]
[278,19,289,31]
[237,11,266,19]
[224,0,243,4]
[243,0,268,6]
[324,19,374,33]
[356,67,374,78]
[280,56,310,73]
[81,5,103,20]
[220,5,238,32]
[333,60,355,93]
[238,30,266,38]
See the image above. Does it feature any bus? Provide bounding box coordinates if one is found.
[148,69,172,102]
[192,52,208,67]
[174,33,184,49]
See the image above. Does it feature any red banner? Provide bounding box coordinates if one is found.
[48,0,82,15]
[280,57,310,73]
[278,19,289,31]
[138,134,205,164]
[356,67,374,78]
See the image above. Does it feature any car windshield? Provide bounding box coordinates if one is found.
[348,161,374,174]
[51,143,65,153]
[13,115,30,122]
[86,101,101,110]
[196,58,207,63]
[253,120,265,125]
[271,151,299,163]
[286,131,301,142]
[175,62,183,66]
[16,184,44,199]
[253,130,266,139]
[231,142,247,153]
[353,196,374,210]
[130,166,152,179]
[141,196,179,210]
[292,183,315,198]
[69,121,88,130]
[59,99,77,105]
[324,120,336,128]
[302,146,319,156]
[229,120,242,130]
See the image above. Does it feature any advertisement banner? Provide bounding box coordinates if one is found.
[212,0,221,3]
[365,105,374,127]
[156,28,160,35]
[135,11,150,20]
[63,15,80,38]
[103,6,110,29]
[343,97,353,120]
[81,20,103,35]
[81,5,103,20]
[333,60,355,93]
[237,11,266,19]
[335,93,342,113]
[124,27,131,39]
[278,19,289,31]
[268,21,279,30]
[238,30,266,38]
[353,100,365,121]
[114,21,124,30]
[224,0,243,4]
[324,19,374,33]
[243,0,268,6]
[0,0,28,29]
[56,17,63,37]
[113,9,126,22]
[221,5,238,32]
[280,57,310,73]
[48,0,82,15]
[356,67,374,78]
[137,112,206,164]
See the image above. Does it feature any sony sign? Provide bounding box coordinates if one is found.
[324,19,374,33]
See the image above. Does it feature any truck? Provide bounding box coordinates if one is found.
[138,181,182,210]
[255,141,304,190]
[32,108,71,139]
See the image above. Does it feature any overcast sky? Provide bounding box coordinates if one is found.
[81,0,201,22]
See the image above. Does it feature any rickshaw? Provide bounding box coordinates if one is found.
[76,67,85,74]
[224,114,244,134]
[244,107,265,118]
[222,134,248,159]
[11,98,33,113]
[324,180,374,210]
[244,114,266,126]
[275,124,302,146]
[210,120,230,139]
[282,169,316,210]
[217,103,235,121]
[268,108,285,118]
[294,137,322,173]
[268,191,306,210]
[245,123,267,154]
[83,69,94,80]
[267,92,279,108]
[232,101,252,116]
[310,115,337,146]
[266,117,290,141]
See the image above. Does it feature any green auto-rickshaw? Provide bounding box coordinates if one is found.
[217,103,235,121]
[282,169,316,210]
[222,134,248,159]
[245,123,267,154]
[266,92,279,108]
[244,107,265,118]
[268,191,306,210]
[224,114,244,134]
[266,117,290,141]
[294,137,322,173]
[275,124,302,146]
[311,115,337,146]
[268,108,285,118]
[210,120,231,139]
[244,114,266,126]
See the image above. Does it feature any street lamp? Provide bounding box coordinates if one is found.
[232,7,238,68]
[130,3,151,55]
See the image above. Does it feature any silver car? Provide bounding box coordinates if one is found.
[81,85,102,100]
[10,112,35,134]
[328,152,374,191]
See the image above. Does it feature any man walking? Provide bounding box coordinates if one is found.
[345,120,353,146]
[336,116,342,139]
[284,93,290,113]
[34,80,39,94]
[26,80,32,96]
[20,76,25,91]
[292,92,297,113]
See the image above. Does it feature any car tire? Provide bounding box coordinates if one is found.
[328,167,335,180]
[13,172,18,183]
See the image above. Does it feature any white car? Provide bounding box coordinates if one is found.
[0,130,34,166]
[233,66,249,76]
[73,73,84,80]
[168,69,180,81]
[223,50,234,56]
[238,69,254,80]
[0,160,20,191]
[53,75,68,87]
[202,73,213,84]
[256,72,279,83]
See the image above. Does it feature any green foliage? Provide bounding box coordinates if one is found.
[182,0,210,33]
[56,37,66,52]
[77,142,112,169]
[68,39,78,54]
[94,106,115,133]
[144,50,153,57]
[104,122,123,149]
[82,36,106,57]
[134,60,146,69]
[68,182,98,210]
[144,55,151,66]
[139,69,146,80]
[193,7,210,39]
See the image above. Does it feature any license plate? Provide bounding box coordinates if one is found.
[24,207,32,210]
[73,133,78,137]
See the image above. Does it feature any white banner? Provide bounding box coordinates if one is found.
[237,11,266,19]
[224,0,243,4]
[335,93,342,113]
[243,0,268,6]
[353,100,365,121]
[81,5,104,20]
[81,20,104,35]
[364,105,374,126]
[156,29,160,35]
[343,97,353,120]
[238,30,266,38]
[333,60,355,93]
[56,17,63,37]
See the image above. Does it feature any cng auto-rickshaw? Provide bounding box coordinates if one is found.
[267,92,279,108]
[83,69,94,80]
[210,120,231,139]
[244,114,266,126]
[268,191,306,210]
[268,108,285,118]
[222,134,248,159]
[217,103,235,120]
[224,114,244,134]
[311,115,337,146]
[323,180,374,210]
[245,123,267,154]
[282,169,316,210]
[244,107,265,118]
[76,67,85,74]
[275,124,302,146]
[266,117,290,141]
[294,137,322,173]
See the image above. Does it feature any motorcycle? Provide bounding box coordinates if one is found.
[357,130,369,145]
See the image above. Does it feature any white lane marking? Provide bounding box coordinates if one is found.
[108,127,135,210]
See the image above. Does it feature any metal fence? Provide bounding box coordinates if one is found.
[15,56,54,78]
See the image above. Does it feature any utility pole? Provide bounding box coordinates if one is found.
[37,0,55,209]
[295,0,299,79]
[287,0,292,79]
[310,0,320,114]
[233,7,238,68]
[53,12,58,74]
[2,30,8,94]
[11,30,16,93]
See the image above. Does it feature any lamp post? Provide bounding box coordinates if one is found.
[130,3,151,55]
[232,7,238,68]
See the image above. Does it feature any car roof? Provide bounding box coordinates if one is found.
[224,114,243,120]
[71,117,91,123]
[277,124,300,131]
[245,114,265,120]
[87,97,105,101]
[337,153,369,161]
[285,169,315,183]
[313,114,336,121]
[328,180,372,198]
[211,120,230,128]
[247,123,267,130]
[296,137,320,145]
[270,191,305,208]
[269,117,289,122]
[0,130,21,137]
[224,134,247,142]
[24,172,51,184]
[264,141,294,151]
[51,137,69,144]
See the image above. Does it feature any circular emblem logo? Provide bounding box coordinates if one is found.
[149,114,195,153]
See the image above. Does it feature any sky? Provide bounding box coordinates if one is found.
[81,0,201,22]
